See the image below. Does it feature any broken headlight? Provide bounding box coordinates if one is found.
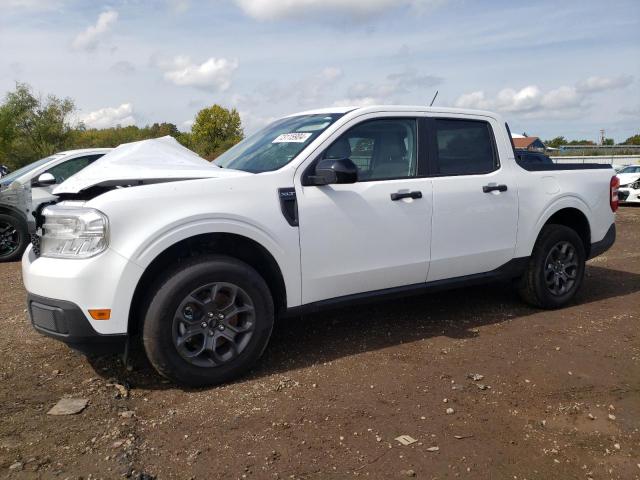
[40,205,109,258]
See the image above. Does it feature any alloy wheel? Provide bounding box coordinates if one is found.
[0,221,20,258]
[172,282,256,367]
[543,241,579,296]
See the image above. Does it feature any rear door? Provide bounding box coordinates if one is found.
[426,116,518,282]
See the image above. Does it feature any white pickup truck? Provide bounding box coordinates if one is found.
[22,106,618,386]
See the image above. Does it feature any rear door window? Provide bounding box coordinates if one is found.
[434,119,498,176]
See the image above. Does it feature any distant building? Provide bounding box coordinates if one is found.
[512,136,546,152]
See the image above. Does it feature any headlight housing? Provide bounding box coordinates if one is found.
[41,205,109,258]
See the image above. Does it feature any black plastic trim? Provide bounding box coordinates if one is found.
[278,188,299,227]
[519,163,613,172]
[27,293,127,355]
[391,191,422,201]
[588,223,616,259]
[285,257,529,317]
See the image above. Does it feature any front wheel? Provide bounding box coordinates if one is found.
[518,225,586,309]
[0,214,29,262]
[142,255,274,387]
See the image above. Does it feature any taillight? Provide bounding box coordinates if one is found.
[610,175,620,212]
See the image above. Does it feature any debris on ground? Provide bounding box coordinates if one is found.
[46,398,89,416]
[395,435,417,446]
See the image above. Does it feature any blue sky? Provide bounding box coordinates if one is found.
[1,0,638,141]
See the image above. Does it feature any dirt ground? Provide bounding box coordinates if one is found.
[1,209,639,480]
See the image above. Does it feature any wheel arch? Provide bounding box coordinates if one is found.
[128,232,288,336]
[0,205,27,223]
[533,205,592,257]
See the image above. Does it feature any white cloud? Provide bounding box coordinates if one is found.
[234,0,444,20]
[620,105,640,117]
[540,86,582,110]
[239,110,278,134]
[160,56,239,91]
[494,85,544,113]
[110,60,136,75]
[1,0,64,11]
[454,91,491,110]
[82,103,136,129]
[249,66,343,105]
[455,74,634,117]
[347,70,441,101]
[576,75,633,93]
[72,10,118,51]
[297,67,343,104]
[167,0,190,13]
[332,96,381,107]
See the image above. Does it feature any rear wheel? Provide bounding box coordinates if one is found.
[518,225,586,309]
[142,255,274,387]
[0,214,28,262]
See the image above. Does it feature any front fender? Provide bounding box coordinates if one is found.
[113,216,301,309]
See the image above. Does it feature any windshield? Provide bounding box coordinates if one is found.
[619,165,640,174]
[214,113,344,173]
[0,154,62,186]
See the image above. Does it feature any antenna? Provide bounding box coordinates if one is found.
[429,90,438,107]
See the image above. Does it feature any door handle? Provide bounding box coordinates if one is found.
[391,191,422,201]
[482,184,508,193]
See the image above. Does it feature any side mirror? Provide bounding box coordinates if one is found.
[33,172,56,187]
[309,158,358,186]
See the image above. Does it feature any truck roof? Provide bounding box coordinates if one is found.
[287,105,500,119]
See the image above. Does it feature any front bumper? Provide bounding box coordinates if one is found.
[22,244,144,337]
[618,188,640,203]
[27,293,127,355]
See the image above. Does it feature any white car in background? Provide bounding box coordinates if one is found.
[617,165,640,204]
[0,148,111,261]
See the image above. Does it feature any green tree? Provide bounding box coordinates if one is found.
[544,136,567,149]
[191,105,243,159]
[622,134,640,145]
[602,138,614,146]
[0,83,76,169]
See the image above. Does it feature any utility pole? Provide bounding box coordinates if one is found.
[600,129,605,146]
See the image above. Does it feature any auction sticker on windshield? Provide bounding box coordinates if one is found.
[272,133,313,143]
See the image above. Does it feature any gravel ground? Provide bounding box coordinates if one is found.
[1,208,639,480]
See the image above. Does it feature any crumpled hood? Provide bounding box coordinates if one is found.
[617,172,640,187]
[54,136,247,194]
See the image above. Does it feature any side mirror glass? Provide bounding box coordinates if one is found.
[310,158,358,186]
[34,172,56,187]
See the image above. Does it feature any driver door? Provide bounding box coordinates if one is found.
[296,117,432,304]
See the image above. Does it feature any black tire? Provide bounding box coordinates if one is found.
[142,255,274,387]
[0,213,29,262]
[518,224,586,309]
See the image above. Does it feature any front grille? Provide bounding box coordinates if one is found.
[31,234,41,257]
